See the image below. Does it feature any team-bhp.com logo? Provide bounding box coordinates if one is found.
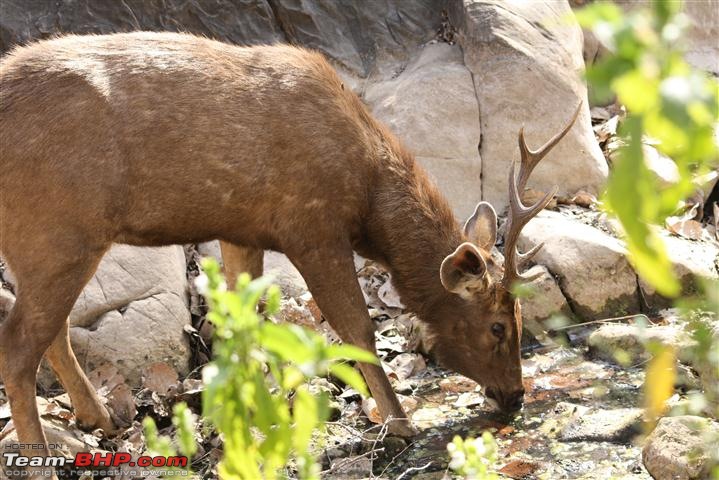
[2,448,189,477]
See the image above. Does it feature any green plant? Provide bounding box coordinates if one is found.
[146,258,377,479]
[576,0,718,298]
[144,402,198,471]
[446,432,499,480]
[578,1,718,477]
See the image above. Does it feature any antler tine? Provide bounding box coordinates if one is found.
[516,102,582,192]
[503,103,582,289]
[517,242,544,269]
[502,163,558,287]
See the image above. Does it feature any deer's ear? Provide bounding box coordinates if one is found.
[440,242,488,297]
[463,202,497,251]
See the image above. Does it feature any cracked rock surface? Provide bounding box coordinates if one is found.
[41,245,191,388]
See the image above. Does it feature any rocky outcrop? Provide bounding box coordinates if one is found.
[47,245,191,387]
[518,211,639,319]
[643,416,718,480]
[520,265,572,324]
[448,0,608,211]
[587,323,694,365]
[596,1,719,76]
[560,407,643,443]
[269,0,442,78]
[365,42,482,219]
[0,0,283,53]
[0,0,441,79]
[640,234,719,310]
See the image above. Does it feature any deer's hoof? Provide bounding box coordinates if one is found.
[76,407,119,436]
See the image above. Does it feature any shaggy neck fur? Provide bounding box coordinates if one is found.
[366,143,471,321]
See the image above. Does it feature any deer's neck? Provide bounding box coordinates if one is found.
[366,153,464,320]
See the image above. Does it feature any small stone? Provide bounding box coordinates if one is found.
[643,416,719,480]
[560,408,643,443]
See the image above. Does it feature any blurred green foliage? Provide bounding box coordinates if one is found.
[146,258,377,479]
[578,2,718,477]
[144,402,198,473]
[447,432,499,480]
[576,0,718,297]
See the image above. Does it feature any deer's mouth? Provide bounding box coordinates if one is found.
[484,386,524,413]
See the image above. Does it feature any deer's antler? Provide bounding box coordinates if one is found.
[502,103,582,289]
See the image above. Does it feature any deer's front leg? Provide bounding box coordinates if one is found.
[288,246,417,437]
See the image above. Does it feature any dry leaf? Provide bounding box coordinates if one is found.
[377,276,404,309]
[499,460,541,479]
[714,203,718,241]
[300,293,323,323]
[87,364,124,392]
[277,298,317,328]
[387,353,426,381]
[439,377,479,394]
[398,395,418,414]
[87,365,136,429]
[375,335,405,354]
[666,218,703,240]
[142,362,179,394]
[593,115,620,143]
[106,383,137,428]
[590,106,612,121]
[361,397,382,424]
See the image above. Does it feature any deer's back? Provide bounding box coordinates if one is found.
[0,33,384,250]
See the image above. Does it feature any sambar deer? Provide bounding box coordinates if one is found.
[0,32,580,473]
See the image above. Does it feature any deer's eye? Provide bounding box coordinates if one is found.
[491,322,505,339]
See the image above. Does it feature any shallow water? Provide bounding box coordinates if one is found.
[327,346,652,479]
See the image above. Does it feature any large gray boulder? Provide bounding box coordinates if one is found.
[269,0,442,78]
[639,234,719,310]
[683,0,719,76]
[365,43,482,219]
[0,0,283,53]
[448,0,608,211]
[605,0,719,76]
[587,323,694,365]
[518,211,639,319]
[520,265,572,324]
[51,245,192,387]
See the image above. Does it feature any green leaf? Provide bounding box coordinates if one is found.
[326,344,379,364]
[329,363,369,396]
[172,402,198,459]
[292,386,320,453]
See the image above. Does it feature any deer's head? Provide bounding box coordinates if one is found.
[429,105,581,413]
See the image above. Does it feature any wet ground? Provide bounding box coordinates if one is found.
[323,345,651,479]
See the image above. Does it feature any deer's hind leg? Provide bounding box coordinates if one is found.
[219,241,263,285]
[45,321,115,433]
[0,238,108,462]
